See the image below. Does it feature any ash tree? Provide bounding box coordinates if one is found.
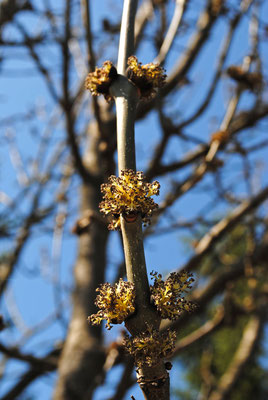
[0,0,268,399]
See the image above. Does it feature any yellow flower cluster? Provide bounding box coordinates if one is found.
[124,326,176,367]
[85,61,118,102]
[127,56,166,99]
[150,270,196,320]
[99,170,160,230]
[88,279,135,330]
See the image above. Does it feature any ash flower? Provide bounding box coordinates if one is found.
[150,270,196,320]
[99,169,160,230]
[124,327,176,367]
[88,279,135,330]
[85,61,118,102]
[127,56,166,99]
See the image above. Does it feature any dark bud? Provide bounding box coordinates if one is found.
[165,361,173,370]
[123,212,138,223]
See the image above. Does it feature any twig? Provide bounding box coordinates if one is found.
[0,347,60,400]
[177,10,246,130]
[208,313,263,400]
[172,307,225,355]
[136,0,220,120]
[155,0,188,65]
[134,0,154,50]
[117,0,138,75]
[182,185,268,273]
[0,342,59,369]
[0,189,48,296]
[108,358,135,400]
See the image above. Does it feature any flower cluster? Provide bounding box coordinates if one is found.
[99,170,160,230]
[150,270,196,320]
[124,326,176,367]
[88,279,135,330]
[127,56,166,99]
[85,61,118,102]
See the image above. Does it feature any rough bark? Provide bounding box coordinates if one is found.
[53,125,108,399]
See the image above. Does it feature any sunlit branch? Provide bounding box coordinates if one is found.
[176,2,250,130]
[208,313,263,400]
[136,0,220,120]
[155,0,188,65]
[172,306,225,355]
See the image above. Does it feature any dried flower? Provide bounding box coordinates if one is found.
[85,61,118,102]
[124,326,176,367]
[99,169,160,230]
[127,56,166,99]
[88,279,135,330]
[150,270,196,320]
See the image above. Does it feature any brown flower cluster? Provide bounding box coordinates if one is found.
[124,326,176,367]
[127,56,166,99]
[99,170,160,230]
[150,270,196,320]
[85,61,118,102]
[88,279,135,330]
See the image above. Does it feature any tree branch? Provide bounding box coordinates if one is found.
[1,347,60,400]
[172,306,225,355]
[111,1,170,398]
[208,313,263,400]
[155,0,188,65]
[182,185,268,273]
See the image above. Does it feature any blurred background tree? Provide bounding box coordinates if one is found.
[0,0,268,399]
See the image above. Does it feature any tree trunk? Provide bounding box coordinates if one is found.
[53,124,108,400]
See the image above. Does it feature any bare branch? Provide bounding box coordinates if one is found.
[0,342,59,369]
[172,306,225,355]
[182,185,268,273]
[134,0,154,50]
[117,0,138,75]
[1,347,59,400]
[155,0,188,65]
[0,189,52,296]
[208,314,263,400]
[136,0,221,120]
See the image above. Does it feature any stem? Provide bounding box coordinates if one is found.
[112,74,138,172]
[117,0,137,76]
[111,1,170,399]
[110,0,155,333]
